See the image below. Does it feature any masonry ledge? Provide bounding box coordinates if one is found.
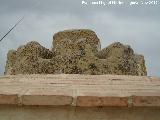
[0,74,160,107]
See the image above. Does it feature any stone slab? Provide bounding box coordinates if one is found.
[0,74,160,107]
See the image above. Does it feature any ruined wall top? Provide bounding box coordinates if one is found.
[5,29,147,75]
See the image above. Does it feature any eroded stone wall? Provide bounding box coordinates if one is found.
[5,29,147,75]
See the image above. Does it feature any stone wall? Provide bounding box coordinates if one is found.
[0,106,160,120]
[0,74,160,120]
[5,29,147,75]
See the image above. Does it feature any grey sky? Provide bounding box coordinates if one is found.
[0,0,159,76]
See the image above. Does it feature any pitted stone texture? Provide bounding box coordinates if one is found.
[15,41,54,59]
[5,41,55,75]
[5,50,17,75]
[51,41,99,74]
[5,29,147,76]
[96,42,134,59]
[52,29,101,55]
[96,42,147,75]
[134,54,147,76]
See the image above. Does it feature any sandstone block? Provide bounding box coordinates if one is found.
[133,96,160,107]
[0,94,18,105]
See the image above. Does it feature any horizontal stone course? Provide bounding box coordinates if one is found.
[76,96,128,107]
[0,74,160,107]
[0,94,18,105]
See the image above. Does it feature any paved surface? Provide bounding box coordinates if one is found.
[0,74,160,107]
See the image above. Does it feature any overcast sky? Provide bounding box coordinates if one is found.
[0,0,159,76]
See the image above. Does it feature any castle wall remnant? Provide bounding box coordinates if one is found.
[5,29,147,75]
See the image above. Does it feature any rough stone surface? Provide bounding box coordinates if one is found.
[5,41,55,75]
[5,29,147,75]
[52,29,101,55]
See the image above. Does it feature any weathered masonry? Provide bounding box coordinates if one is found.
[5,29,147,76]
[0,74,160,120]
